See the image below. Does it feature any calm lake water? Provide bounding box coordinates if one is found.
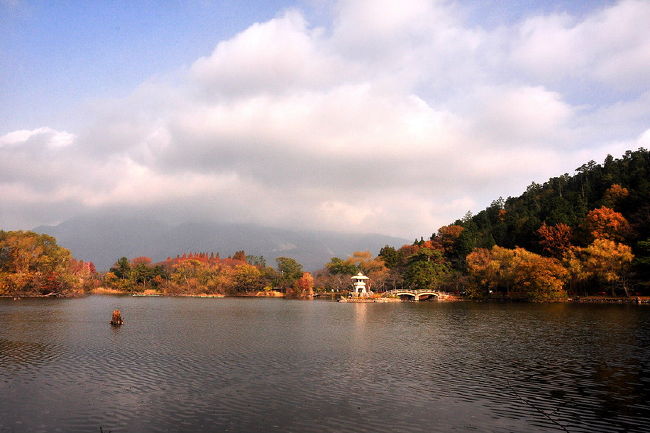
[1,297,649,433]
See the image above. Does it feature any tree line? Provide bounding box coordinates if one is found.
[2,149,648,300]
[314,149,650,300]
[0,231,315,298]
[102,252,314,298]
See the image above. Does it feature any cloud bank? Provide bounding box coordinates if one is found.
[2,0,650,238]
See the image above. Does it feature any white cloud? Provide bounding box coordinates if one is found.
[0,127,75,149]
[510,0,650,90]
[1,1,649,238]
[190,10,343,98]
[465,85,574,148]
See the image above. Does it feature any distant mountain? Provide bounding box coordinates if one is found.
[34,216,408,271]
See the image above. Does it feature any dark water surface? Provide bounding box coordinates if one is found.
[1,297,649,433]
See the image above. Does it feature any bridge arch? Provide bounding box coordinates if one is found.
[414,292,439,301]
[389,289,442,301]
[394,292,417,300]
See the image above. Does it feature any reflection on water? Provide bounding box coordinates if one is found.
[0,297,649,433]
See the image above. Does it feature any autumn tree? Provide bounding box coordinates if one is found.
[103,249,277,296]
[435,225,464,254]
[232,264,263,293]
[564,239,634,296]
[584,207,631,242]
[321,252,389,291]
[320,257,356,291]
[130,257,155,290]
[131,256,152,265]
[537,223,573,257]
[466,248,500,297]
[231,250,247,262]
[344,251,388,288]
[512,249,568,301]
[383,268,405,291]
[204,266,236,294]
[68,259,98,291]
[0,231,89,296]
[290,272,314,299]
[169,259,204,293]
[467,246,568,301]
[602,184,629,209]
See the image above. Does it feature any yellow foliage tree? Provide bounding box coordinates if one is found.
[564,239,634,296]
[467,246,568,301]
[0,230,86,296]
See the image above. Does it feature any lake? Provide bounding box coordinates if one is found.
[1,297,649,433]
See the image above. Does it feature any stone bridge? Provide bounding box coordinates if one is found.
[385,289,450,301]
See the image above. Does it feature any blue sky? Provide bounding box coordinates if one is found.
[1,0,648,238]
[1,0,297,131]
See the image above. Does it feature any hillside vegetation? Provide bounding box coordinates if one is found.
[4,149,649,300]
[316,149,650,300]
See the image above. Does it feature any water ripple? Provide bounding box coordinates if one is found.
[0,299,649,432]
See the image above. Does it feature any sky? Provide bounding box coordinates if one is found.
[1,0,649,239]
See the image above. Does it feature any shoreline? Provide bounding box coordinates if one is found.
[569,296,650,304]
[3,293,649,304]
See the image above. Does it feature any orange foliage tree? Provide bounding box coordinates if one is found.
[537,223,573,257]
[292,272,314,299]
[346,251,388,289]
[131,256,152,265]
[435,225,464,253]
[602,184,629,208]
[584,206,631,241]
[231,250,247,262]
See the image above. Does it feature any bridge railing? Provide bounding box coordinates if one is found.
[384,289,447,295]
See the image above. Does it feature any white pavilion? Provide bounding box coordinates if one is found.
[351,272,371,297]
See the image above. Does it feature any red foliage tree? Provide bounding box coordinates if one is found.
[231,250,247,262]
[537,223,573,257]
[131,256,152,265]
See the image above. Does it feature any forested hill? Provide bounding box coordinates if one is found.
[446,148,650,269]
[314,149,649,300]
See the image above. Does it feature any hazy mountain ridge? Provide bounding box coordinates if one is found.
[34,216,408,271]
